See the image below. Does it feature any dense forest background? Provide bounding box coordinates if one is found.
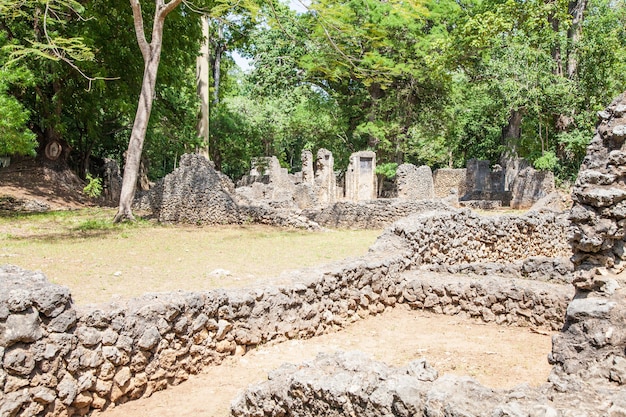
[1,0,625,186]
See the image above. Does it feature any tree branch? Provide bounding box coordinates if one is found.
[130,0,149,61]
[159,0,183,19]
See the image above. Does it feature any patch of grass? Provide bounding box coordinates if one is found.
[0,212,382,305]
[73,219,115,232]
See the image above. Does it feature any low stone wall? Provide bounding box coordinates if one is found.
[386,209,570,265]
[424,256,574,284]
[0,206,574,416]
[0,260,570,416]
[393,271,569,329]
[231,351,624,417]
[302,200,452,229]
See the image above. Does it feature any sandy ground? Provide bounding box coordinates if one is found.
[93,307,553,417]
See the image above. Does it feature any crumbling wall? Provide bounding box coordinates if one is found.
[302,200,452,229]
[344,151,377,202]
[134,154,319,229]
[0,259,570,417]
[101,158,122,206]
[231,351,624,417]
[510,167,555,210]
[432,168,466,199]
[135,153,240,224]
[549,93,626,390]
[314,149,336,206]
[386,209,570,265]
[0,203,576,416]
[395,164,434,201]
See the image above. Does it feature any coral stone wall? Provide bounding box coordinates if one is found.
[432,168,467,198]
[302,200,453,229]
[0,206,573,417]
[549,93,626,389]
[0,263,570,417]
[386,209,570,266]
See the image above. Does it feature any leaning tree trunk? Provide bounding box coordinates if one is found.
[114,0,182,222]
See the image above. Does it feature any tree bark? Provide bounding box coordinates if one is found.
[196,15,210,158]
[208,21,225,170]
[566,0,588,80]
[212,23,224,106]
[502,109,523,158]
[114,0,182,222]
[548,13,563,77]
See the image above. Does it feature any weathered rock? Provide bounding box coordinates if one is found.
[138,326,161,350]
[552,92,626,389]
[0,309,42,347]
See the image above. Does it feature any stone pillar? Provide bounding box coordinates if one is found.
[301,150,314,186]
[395,164,434,200]
[314,148,336,206]
[549,93,626,390]
[345,151,377,202]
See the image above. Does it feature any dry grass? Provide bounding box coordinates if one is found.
[0,209,381,305]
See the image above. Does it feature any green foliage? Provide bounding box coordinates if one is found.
[73,218,113,232]
[0,71,37,156]
[375,162,398,179]
[533,151,559,171]
[0,0,624,185]
[0,34,37,157]
[83,174,103,198]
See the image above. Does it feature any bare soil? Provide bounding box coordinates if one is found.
[92,307,552,417]
[0,157,89,210]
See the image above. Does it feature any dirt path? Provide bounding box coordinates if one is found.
[93,306,553,417]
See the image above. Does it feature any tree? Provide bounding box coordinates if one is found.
[0,0,95,162]
[114,0,183,222]
[0,62,37,157]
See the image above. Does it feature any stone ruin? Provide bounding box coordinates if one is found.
[344,151,376,202]
[395,164,435,201]
[432,167,466,199]
[550,92,626,391]
[456,157,556,210]
[3,97,626,417]
[132,142,557,230]
[0,202,574,417]
[135,154,319,229]
[229,95,626,416]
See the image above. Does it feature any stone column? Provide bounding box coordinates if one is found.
[314,148,336,206]
[301,150,314,186]
[345,151,377,202]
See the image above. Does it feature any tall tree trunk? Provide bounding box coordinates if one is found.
[566,0,588,80]
[212,23,224,106]
[548,13,563,77]
[502,109,523,158]
[196,15,210,158]
[208,22,224,170]
[114,0,182,222]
